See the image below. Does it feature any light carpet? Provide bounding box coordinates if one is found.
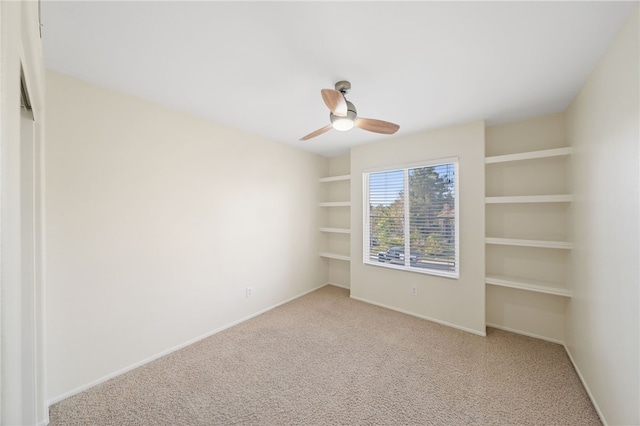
[49,285,601,425]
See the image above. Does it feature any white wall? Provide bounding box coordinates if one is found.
[0,1,47,424]
[350,121,486,335]
[565,8,639,426]
[45,71,328,402]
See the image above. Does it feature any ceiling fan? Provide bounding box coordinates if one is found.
[300,81,400,141]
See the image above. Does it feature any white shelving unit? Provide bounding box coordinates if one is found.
[319,227,351,234]
[319,252,351,261]
[319,174,351,262]
[485,237,572,250]
[318,174,350,183]
[319,201,351,207]
[485,145,572,297]
[485,147,572,164]
[485,275,572,297]
[485,195,572,204]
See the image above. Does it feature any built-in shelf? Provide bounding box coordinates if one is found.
[485,237,572,250]
[485,194,572,204]
[319,175,351,183]
[486,275,572,297]
[485,147,572,164]
[319,172,351,265]
[319,227,351,234]
[319,252,351,261]
[319,201,351,207]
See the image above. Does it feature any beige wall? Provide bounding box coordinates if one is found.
[565,8,639,425]
[45,71,329,402]
[350,121,486,335]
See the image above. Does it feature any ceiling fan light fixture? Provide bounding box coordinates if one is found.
[330,100,357,131]
[331,115,355,131]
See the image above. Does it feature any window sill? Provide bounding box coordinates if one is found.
[364,259,459,279]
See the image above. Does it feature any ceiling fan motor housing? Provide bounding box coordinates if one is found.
[335,80,351,94]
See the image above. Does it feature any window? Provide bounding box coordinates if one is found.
[363,159,459,278]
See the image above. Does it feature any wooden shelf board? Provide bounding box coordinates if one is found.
[319,227,351,234]
[485,147,572,164]
[319,252,351,261]
[319,175,351,183]
[486,275,572,297]
[485,195,572,204]
[485,237,572,249]
[319,201,351,207]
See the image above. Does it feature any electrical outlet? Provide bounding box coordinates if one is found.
[411,285,418,296]
[246,287,253,298]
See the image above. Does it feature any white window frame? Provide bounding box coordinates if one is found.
[363,157,460,279]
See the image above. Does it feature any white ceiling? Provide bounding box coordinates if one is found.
[41,1,637,157]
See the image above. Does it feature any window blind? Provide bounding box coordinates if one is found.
[364,160,459,278]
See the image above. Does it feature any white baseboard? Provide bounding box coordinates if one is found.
[350,295,486,337]
[563,344,607,426]
[47,282,328,407]
[326,281,350,290]
[485,322,565,345]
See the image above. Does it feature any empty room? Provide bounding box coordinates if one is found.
[1,1,638,425]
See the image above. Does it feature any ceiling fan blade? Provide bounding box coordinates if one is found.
[300,124,333,141]
[355,117,400,135]
[321,89,348,117]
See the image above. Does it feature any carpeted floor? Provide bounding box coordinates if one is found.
[49,285,601,425]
